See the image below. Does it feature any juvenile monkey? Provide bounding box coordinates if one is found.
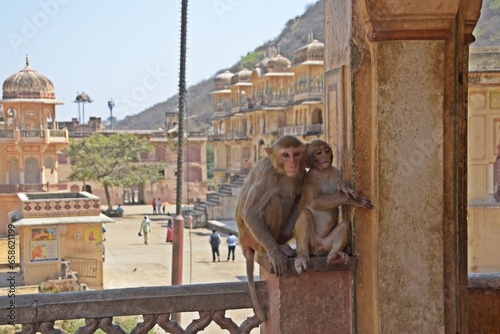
[294,139,373,274]
[236,135,306,322]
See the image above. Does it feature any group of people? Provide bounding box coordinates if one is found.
[152,198,167,214]
[209,230,238,262]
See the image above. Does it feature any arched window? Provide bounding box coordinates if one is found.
[312,108,323,125]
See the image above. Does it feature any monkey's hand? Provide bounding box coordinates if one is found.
[279,244,296,257]
[268,248,289,276]
[294,253,309,274]
[351,194,373,210]
[337,181,360,200]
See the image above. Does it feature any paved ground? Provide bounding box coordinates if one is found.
[103,204,259,333]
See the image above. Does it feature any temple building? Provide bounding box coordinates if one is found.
[0,58,111,288]
[0,57,69,235]
[467,46,500,273]
[209,36,325,186]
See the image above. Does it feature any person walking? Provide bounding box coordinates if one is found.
[209,229,221,262]
[226,232,238,261]
[152,199,157,215]
[156,198,162,215]
[139,215,151,245]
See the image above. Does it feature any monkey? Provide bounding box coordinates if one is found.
[294,139,373,274]
[236,135,306,322]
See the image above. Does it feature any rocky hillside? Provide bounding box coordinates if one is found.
[114,0,324,131]
[114,0,499,131]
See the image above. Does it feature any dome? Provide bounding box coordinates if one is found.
[293,36,324,65]
[214,70,233,90]
[266,53,292,72]
[2,57,55,100]
[231,68,252,85]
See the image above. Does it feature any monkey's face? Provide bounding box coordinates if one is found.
[310,143,333,170]
[279,147,305,178]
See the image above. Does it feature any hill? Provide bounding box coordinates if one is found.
[114,0,324,131]
[114,0,499,131]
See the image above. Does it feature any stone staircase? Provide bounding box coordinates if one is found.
[187,171,249,226]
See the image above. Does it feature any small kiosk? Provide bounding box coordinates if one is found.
[11,192,113,289]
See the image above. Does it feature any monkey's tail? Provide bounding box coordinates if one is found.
[245,249,267,322]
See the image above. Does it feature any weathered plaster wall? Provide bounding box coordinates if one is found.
[324,0,481,332]
[376,40,445,333]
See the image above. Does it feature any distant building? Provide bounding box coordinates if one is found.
[467,46,500,273]
[0,58,110,288]
[209,36,325,186]
[57,109,208,207]
[0,57,70,235]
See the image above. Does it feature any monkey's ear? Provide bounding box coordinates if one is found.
[265,147,273,158]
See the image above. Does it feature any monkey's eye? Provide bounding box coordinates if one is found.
[293,152,302,157]
[282,153,290,158]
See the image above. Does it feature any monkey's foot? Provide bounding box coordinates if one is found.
[279,244,296,257]
[268,248,289,276]
[327,251,350,265]
[294,253,310,274]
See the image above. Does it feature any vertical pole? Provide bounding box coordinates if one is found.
[171,214,184,323]
[172,0,188,324]
[175,0,188,216]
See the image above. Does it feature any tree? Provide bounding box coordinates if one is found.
[65,133,164,209]
[206,144,214,179]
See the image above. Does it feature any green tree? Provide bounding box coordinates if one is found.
[65,133,164,209]
[206,144,214,179]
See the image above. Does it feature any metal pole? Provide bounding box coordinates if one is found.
[172,0,188,324]
[175,0,188,217]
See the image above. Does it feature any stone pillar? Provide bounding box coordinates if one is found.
[258,256,355,334]
[323,1,482,333]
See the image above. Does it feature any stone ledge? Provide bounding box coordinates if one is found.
[256,254,357,275]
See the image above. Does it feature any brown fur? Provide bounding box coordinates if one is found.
[236,135,306,322]
[294,139,373,274]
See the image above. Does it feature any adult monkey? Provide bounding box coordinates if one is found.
[236,135,306,322]
[294,139,373,274]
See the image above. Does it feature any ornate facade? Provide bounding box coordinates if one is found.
[209,37,325,185]
[467,46,500,273]
[0,57,69,235]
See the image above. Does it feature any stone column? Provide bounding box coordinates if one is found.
[323,1,482,333]
[258,256,355,334]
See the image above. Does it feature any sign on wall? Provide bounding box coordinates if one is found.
[30,226,59,262]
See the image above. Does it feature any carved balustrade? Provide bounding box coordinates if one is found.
[0,129,68,142]
[0,183,68,194]
[0,281,266,334]
[279,124,323,136]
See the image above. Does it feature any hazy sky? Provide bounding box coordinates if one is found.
[0,0,317,123]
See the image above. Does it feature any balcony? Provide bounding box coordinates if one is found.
[0,183,68,194]
[0,128,69,143]
[208,132,247,142]
[279,124,323,137]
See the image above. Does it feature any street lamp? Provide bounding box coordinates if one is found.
[75,92,93,136]
[108,98,115,130]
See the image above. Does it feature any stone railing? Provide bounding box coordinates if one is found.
[279,124,323,137]
[0,183,68,194]
[0,282,266,333]
[208,132,247,141]
[0,129,68,142]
